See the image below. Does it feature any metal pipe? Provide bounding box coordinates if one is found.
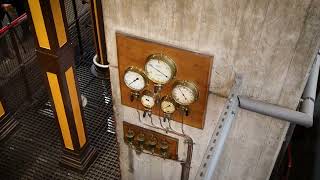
[238,55,320,128]
[301,54,320,115]
[71,0,84,55]
[238,96,313,127]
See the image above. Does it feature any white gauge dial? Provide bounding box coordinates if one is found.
[141,94,155,108]
[145,54,176,84]
[124,67,146,91]
[161,100,175,114]
[172,81,199,106]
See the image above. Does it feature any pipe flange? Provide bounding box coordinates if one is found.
[90,55,110,79]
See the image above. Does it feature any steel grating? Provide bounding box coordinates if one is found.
[0,60,121,180]
[0,6,120,180]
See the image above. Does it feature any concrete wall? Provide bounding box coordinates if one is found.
[102,0,320,179]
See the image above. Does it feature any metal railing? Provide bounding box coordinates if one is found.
[0,0,93,115]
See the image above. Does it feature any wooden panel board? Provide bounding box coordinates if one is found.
[116,33,213,129]
[123,121,178,160]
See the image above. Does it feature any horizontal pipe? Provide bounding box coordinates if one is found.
[238,96,313,127]
[238,55,320,128]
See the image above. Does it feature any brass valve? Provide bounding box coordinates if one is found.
[160,141,169,158]
[148,136,157,153]
[126,129,135,145]
[136,133,145,150]
[130,91,140,102]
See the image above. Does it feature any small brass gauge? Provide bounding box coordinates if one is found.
[160,96,176,121]
[141,90,155,118]
[145,54,177,93]
[141,90,155,109]
[172,80,199,116]
[124,67,148,101]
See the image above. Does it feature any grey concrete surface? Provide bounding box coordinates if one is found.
[102,0,320,179]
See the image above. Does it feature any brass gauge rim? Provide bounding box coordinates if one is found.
[172,80,199,105]
[124,66,149,91]
[141,90,155,108]
[160,95,176,114]
[145,54,177,85]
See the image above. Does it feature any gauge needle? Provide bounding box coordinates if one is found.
[148,64,168,78]
[179,88,188,101]
[164,104,171,109]
[129,78,139,85]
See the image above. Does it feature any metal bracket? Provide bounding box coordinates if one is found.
[195,77,241,180]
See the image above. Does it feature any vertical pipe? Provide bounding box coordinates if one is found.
[181,138,193,180]
[71,0,83,55]
[301,56,320,115]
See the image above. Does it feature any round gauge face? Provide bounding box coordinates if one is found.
[172,82,198,106]
[124,68,146,91]
[145,55,176,84]
[161,100,175,114]
[141,94,155,108]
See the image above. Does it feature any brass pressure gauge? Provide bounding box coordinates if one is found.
[171,80,199,106]
[141,90,155,109]
[161,96,176,114]
[160,96,176,121]
[145,54,177,92]
[124,67,148,92]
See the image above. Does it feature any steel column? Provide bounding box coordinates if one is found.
[88,0,109,79]
[26,0,97,173]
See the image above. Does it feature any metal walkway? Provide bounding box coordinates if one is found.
[0,2,120,179]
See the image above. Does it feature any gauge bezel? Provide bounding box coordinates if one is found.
[140,90,155,108]
[144,54,177,85]
[171,80,199,106]
[124,66,148,91]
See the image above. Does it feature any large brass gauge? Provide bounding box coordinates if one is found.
[172,80,199,106]
[124,67,148,91]
[145,54,177,92]
[124,67,148,101]
[172,80,199,116]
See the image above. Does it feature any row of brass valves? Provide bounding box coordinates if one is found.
[125,129,169,158]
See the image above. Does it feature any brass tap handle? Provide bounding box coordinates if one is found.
[126,129,135,145]
[160,141,169,158]
[148,136,157,154]
[136,133,145,150]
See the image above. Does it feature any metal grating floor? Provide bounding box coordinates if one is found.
[0,52,120,180]
[0,4,120,179]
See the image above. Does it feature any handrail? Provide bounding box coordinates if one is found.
[0,13,27,36]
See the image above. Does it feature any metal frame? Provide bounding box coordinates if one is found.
[195,77,241,180]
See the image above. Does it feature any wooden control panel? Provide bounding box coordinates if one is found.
[117,33,213,129]
[123,121,178,160]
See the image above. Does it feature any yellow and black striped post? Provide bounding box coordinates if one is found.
[0,97,19,142]
[89,0,110,79]
[26,0,96,172]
